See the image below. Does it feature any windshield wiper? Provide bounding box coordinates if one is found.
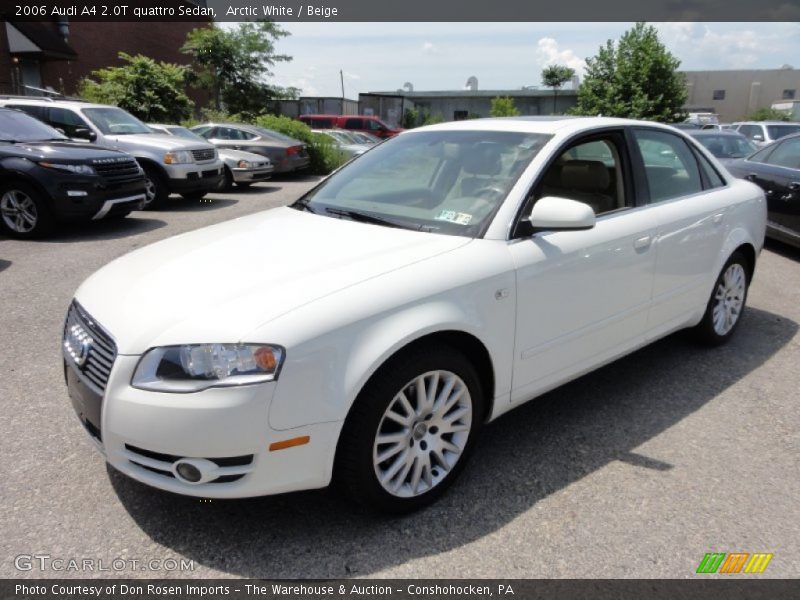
[323,207,417,230]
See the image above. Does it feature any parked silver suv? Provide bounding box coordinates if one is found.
[0,98,223,207]
[734,121,800,148]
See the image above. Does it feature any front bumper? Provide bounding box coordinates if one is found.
[164,160,224,194]
[47,174,146,221]
[231,166,274,183]
[65,354,341,498]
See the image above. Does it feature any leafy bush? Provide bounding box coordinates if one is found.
[402,108,420,129]
[254,114,346,175]
[489,97,520,117]
[420,111,445,126]
[78,53,193,123]
[746,108,791,122]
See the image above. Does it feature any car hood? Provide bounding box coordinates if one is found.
[75,207,471,354]
[1,140,130,161]
[103,133,215,153]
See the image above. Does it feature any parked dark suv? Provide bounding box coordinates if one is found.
[0,108,146,238]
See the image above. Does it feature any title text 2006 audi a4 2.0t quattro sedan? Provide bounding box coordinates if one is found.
[63,117,766,513]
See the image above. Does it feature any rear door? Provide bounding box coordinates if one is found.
[630,128,730,338]
[750,137,800,237]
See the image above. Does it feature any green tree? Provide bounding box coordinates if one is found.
[78,53,193,122]
[402,107,420,129]
[746,107,791,122]
[541,65,575,114]
[490,96,521,117]
[572,22,687,121]
[182,22,291,116]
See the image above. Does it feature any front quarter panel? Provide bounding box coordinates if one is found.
[254,239,517,432]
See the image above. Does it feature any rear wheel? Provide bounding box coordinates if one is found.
[336,344,484,513]
[693,251,750,345]
[217,167,234,192]
[0,181,55,239]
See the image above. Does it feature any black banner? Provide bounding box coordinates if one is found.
[2,0,800,22]
[3,580,800,600]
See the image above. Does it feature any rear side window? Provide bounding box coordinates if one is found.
[6,104,47,121]
[695,151,726,188]
[344,118,362,129]
[633,129,703,203]
[763,138,800,169]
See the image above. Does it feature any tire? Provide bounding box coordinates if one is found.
[335,344,485,514]
[181,192,207,201]
[218,167,234,192]
[0,181,55,239]
[141,165,169,209]
[693,251,750,346]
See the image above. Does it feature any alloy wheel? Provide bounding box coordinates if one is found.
[373,370,472,498]
[712,263,746,336]
[0,189,38,234]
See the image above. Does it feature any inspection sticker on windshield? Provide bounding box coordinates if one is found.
[436,210,473,225]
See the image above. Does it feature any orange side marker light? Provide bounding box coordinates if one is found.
[269,436,310,451]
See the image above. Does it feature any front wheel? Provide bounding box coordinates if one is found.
[0,181,55,239]
[693,251,750,345]
[141,165,169,209]
[336,345,484,513]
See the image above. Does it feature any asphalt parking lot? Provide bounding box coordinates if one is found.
[1,178,799,579]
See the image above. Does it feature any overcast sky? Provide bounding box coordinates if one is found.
[262,22,800,97]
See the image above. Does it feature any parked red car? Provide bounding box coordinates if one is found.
[298,114,402,139]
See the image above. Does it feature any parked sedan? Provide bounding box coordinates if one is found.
[191,123,310,174]
[348,131,382,145]
[685,130,757,165]
[726,132,800,248]
[148,124,274,191]
[312,129,371,159]
[64,117,765,513]
[0,107,145,238]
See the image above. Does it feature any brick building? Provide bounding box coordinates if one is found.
[1,19,209,104]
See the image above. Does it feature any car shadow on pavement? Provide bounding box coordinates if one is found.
[109,306,797,578]
[764,238,800,261]
[157,197,240,212]
[0,258,10,273]
[226,184,284,195]
[40,217,167,243]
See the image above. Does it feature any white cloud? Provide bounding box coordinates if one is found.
[535,37,586,75]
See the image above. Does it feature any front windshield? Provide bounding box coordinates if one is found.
[296,130,551,237]
[0,110,67,142]
[166,126,206,143]
[767,124,800,140]
[697,135,756,158]
[82,107,152,135]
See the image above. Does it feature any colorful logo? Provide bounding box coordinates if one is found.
[696,552,773,574]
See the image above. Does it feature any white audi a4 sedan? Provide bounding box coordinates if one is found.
[63,117,766,513]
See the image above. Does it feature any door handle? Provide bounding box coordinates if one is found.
[634,236,652,250]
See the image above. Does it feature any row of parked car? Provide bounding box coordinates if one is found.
[0,97,326,238]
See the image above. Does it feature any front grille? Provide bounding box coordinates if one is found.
[93,158,142,185]
[124,444,253,484]
[63,302,117,392]
[191,148,215,162]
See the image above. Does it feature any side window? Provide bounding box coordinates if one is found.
[739,125,760,141]
[192,126,213,138]
[48,107,91,137]
[748,145,775,164]
[7,104,46,121]
[633,129,703,203]
[538,137,625,215]
[695,151,726,188]
[214,127,236,140]
[764,138,800,169]
[344,118,362,129]
[367,120,384,131]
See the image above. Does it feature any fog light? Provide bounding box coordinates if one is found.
[175,461,202,483]
[67,190,88,197]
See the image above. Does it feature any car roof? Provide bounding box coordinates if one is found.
[736,121,798,125]
[0,98,113,110]
[413,116,682,136]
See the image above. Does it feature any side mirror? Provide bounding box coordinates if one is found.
[515,196,596,237]
[73,127,96,141]
[752,134,764,142]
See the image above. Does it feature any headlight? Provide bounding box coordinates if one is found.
[39,162,96,176]
[131,343,284,392]
[163,150,194,165]
[237,160,252,168]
